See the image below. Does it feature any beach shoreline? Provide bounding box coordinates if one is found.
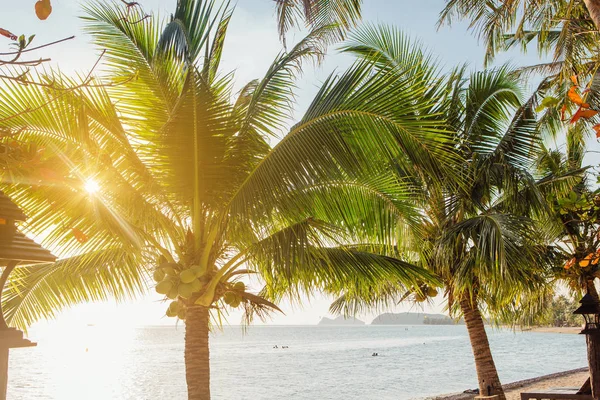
[521,326,582,334]
[427,367,588,400]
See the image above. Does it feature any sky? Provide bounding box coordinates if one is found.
[3,0,599,330]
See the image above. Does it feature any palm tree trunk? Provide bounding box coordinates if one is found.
[584,281,600,399]
[585,333,600,399]
[185,306,211,400]
[460,295,506,400]
[584,0,600,30]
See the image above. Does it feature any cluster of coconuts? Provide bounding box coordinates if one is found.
[154,262,206,301]
[166,300,187,320]
[413,285,439,302]
[222,282,245,308]
[154,260,248,319]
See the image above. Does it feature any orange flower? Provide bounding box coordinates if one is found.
[580,253,594,268]
[571,108,598,124]
[593,250,600,266]
[593,124,600,139]
[568,86,591,108]
[570,75,579,85]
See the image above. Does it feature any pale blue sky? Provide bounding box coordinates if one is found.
[3,1,597,329]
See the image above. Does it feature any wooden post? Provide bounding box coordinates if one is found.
[0,329,36,400]
[0,262,16,330]
[587,332,600,399]
[0,261,15,400]
[0,346,8,400]
[0,262,36,400]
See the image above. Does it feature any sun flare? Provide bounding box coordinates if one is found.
[84,179,100,194]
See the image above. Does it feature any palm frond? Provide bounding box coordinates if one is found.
[436,213,548,296]
[81,2,179,139]
[240,290,284,326]
[228,51,458,231]
[158,0,228,63]
[275,0,362,45]
[4,248,148,331]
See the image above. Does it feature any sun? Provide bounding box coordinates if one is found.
[84,179,100,194]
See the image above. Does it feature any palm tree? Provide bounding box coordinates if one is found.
[528,128,600,394]
[0,2,454,399]
[326,26,555,400]
[441,2,600,390]
[535,125,597,291]
[495,131,600,395]
[438,1,600,167]
[437,0,600,93]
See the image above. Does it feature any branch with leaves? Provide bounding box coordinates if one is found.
[119,0,150,24]
[536,74,600,141]
[555,187,600,288]
[0,0,59,66]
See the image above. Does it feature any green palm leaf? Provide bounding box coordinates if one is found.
[4,248,147,331]
[275,0,362,45]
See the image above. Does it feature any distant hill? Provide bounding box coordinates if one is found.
[371,312,462,325]
[318,316,365,326]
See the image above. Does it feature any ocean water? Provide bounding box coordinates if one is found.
[8,325,587,400]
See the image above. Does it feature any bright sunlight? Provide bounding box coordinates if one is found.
[84,179,100,195]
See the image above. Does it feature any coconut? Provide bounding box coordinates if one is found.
[223,291,236,305]
[166,308,177,318]
[168,301,180,313]
[153,269,166,283]
[427,287,439,297]
[178,283,194,299]
[155,280,174,295]
[177,308,187,320]
[190,278,202,292]
[230,294,242,308]
[180,269,196,284]
[233,282,245,292]
[167,287,179,300]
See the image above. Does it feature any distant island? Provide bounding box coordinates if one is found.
[318,313,464,326]
[371,312,463,325]
[318,316,366,326]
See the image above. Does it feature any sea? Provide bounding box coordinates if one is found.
[7,324,587,400]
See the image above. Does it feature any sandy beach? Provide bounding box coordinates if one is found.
[430,368,589,400]
[522,327,582,334]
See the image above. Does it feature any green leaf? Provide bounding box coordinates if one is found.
[535,96,559,112]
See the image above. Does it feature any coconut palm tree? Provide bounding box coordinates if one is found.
[438,0,600,166]
[437,0,600,92]
[320,25,556,400]
[438,0,600,301]
[0,2,455,399]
